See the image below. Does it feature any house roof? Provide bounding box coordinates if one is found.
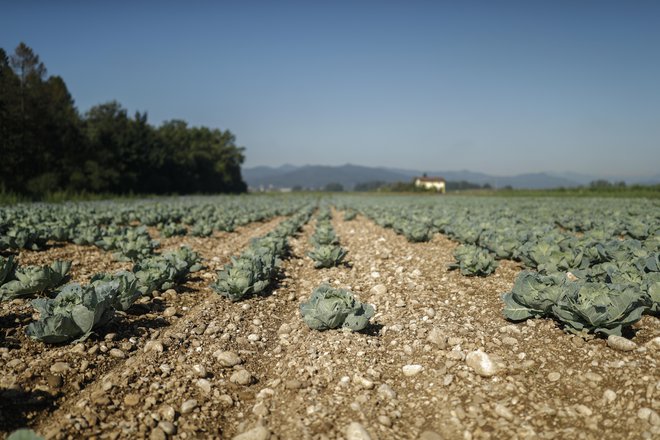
[415,176,445,183]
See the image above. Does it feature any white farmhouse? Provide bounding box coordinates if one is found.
[414,176,446,193]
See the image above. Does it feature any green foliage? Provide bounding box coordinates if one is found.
[308,244,348,268]
[212,254,274,301]
[133,246,203,293]
[502,271,568,321]
[449,245,498,276]
[502,271,647,337]
[401,221,433,242]
[311,222,338,246]
[0,260,71,300]
[26,282,117,343]
[343,209,357,221]
[212,207,313,301]
[96,226,159,262]
[643,272,660,314]
[160,222,187,238]
[300,284,374,331]
[0,255,17,285]
[6,429,44,440]
[552,282,646,336]
[0,43,247,198]
[308,212,348,268]
[91,271,140,312]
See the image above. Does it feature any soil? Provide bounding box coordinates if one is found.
[1,212,659,440]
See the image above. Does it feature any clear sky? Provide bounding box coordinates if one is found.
[2,0,659,177]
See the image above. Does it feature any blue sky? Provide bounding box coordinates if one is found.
[2,0,659,177]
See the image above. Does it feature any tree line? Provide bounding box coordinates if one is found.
[0,43,247,197]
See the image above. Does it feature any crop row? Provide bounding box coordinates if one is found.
[338,195,659,336]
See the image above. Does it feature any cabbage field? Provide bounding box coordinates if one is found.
[1,195,659,439]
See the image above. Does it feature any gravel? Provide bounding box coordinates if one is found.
[2,213,659,440]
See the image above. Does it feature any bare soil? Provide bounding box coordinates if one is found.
[1,213,659,440]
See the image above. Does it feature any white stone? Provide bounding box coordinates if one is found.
[214,350,242,367]
[402,364,424,376]
[346,422,371,440]
[465,350,497,377]
[232,425,270,440]
[607,335,637,352]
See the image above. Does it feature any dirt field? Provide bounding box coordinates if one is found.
[1,212,659,440]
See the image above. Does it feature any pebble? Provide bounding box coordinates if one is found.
[548,372,561,382]
[346,422,371,440]
[46,374,63,388]
[232,425,270,440]
[576,404,593,416]
[427,328,447,348]
[377,415,392,427]
[248,333,261,342]
[603,389,617,403]
[109,348,125,359]
[419,432,443,440]
[426,308,436,318]
[50,362,70,374]
[402,364,424,376]
[585,372,603,382]
[353,374,375,389]
[377,384,397,400]
[646,336,660,350]
[494,404,514,421]
[638,407,652,421]
[285,380,302,390]
[230,370,253,385]
[214,350,242,367]
[465,350,497,377]
[277,323,292,335]
[163,307,177,318]
[370,284,387,295]
[502,337,518,346]
[447,337,463,346]
[196,379,212,394]
[158,421,176,435]
[607,335,637,352]
[124,394,141,407]
[252,402,269,417]
[150,428,166,440]
[181,399,198,414]
[144,340,164,354]
[160,405,176,421]
[192,364,207,378]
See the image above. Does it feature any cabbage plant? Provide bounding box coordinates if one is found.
[449,245,498,276]
[26,282,117,343]
[308,244,348,268]
[91,271,140,311]
[0,260,71,300]
[552,282,646,336]
[502,271,567,321]
[311,223,338,246]
[300,284,374,331]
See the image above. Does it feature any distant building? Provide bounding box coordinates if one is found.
[414,176,446,193]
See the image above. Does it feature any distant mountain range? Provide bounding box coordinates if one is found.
[243,164,660,190]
